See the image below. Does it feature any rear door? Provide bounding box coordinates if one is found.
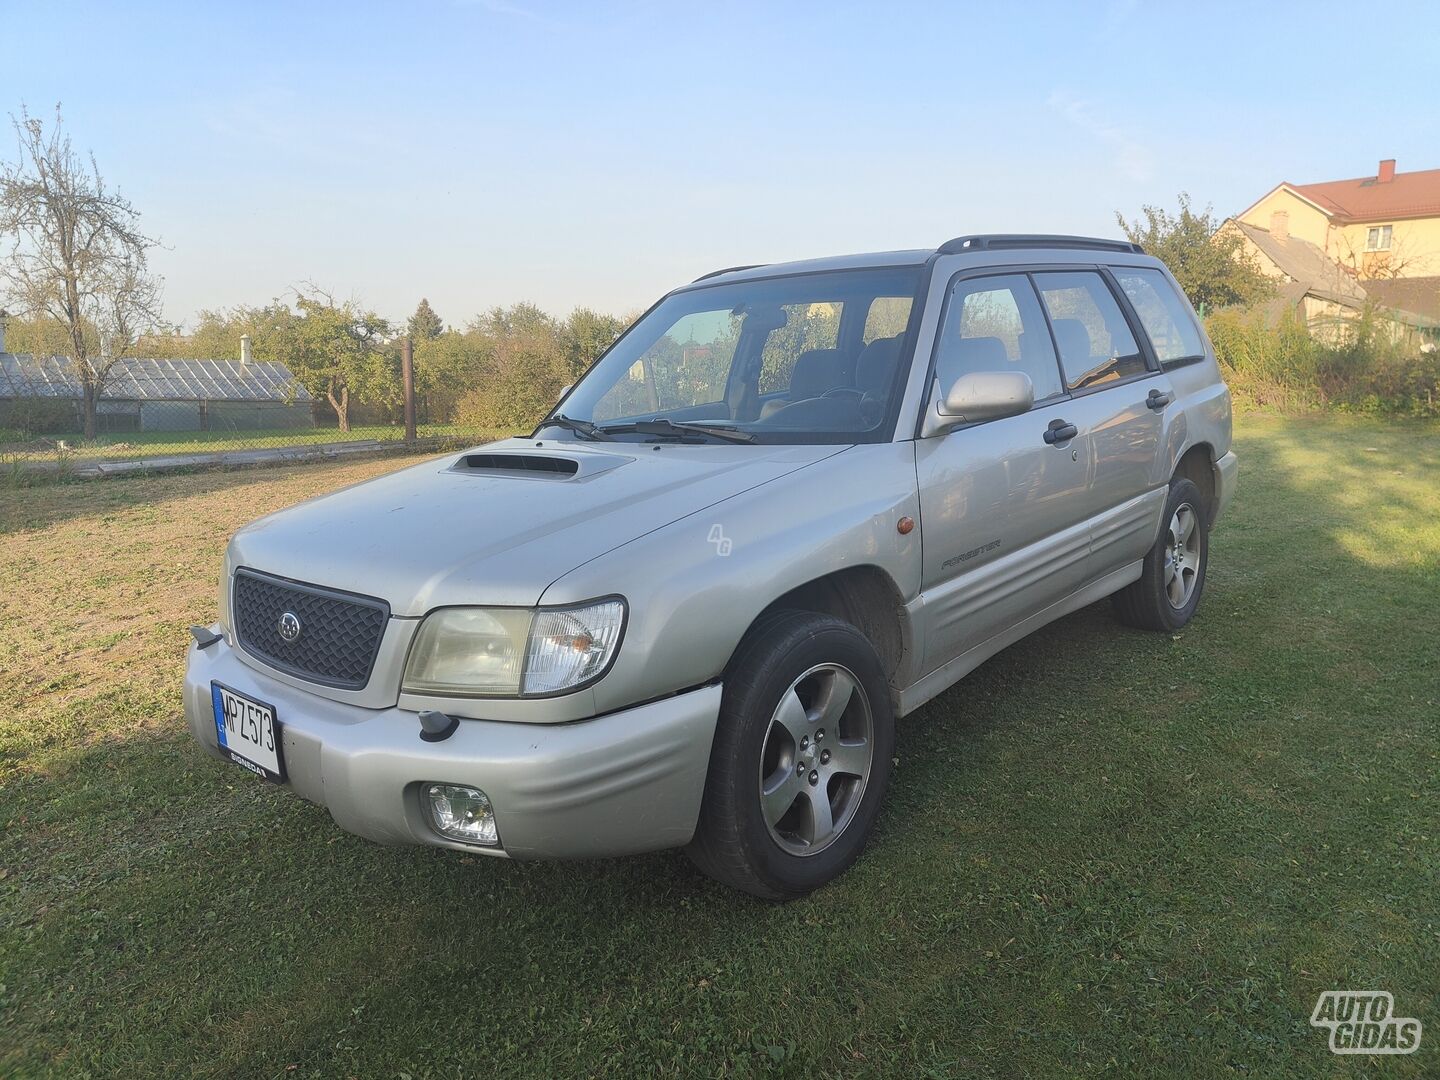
[914,272,1094,671]
[1029,269,1173,576]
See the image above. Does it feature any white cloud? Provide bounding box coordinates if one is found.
[452,0,570,29]
[1047,90,1155,183]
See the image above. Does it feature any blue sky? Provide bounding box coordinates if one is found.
[5,0,1439,329]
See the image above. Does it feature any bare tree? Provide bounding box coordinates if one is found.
[1331,229,1432,281]
[0,105,162,439]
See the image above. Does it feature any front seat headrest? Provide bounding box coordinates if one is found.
[855,336,904,395]
[788,348,846,399]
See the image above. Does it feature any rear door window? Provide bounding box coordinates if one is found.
[1112,267,1205,363]
[1032,271,1147,391]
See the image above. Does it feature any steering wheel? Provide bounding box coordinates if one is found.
[821,386,864,401]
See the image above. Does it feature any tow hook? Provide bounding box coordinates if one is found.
[418,710,460,743]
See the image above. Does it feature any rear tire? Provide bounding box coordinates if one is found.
[1113,477,1209,631]
[687,611,895,899]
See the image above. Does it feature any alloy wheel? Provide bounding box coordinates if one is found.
[757,663,874,856]
[1164,502,1201,609]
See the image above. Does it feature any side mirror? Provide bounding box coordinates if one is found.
[557,383,572,403]
[922,371,1034,437]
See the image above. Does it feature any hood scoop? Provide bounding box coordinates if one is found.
[451,450,629,481]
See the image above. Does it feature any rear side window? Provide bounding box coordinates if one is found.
[1113,267,1205,363]
[933,274,1064,402]
[1033,272,1147,391]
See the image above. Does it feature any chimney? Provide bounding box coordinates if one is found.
[240,333,253,367]
[0,310,8,354]
[1269,210,1290,241]
[1378,158,1396,183]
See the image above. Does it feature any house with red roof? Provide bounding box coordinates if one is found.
[1220,160,1440,335]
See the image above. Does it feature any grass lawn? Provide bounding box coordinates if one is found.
[0,414,1436,1077]
[1,423,511,463]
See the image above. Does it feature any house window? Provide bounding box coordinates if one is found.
[1365,225,1393,251]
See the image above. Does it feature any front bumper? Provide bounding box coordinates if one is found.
[183,631,722,859]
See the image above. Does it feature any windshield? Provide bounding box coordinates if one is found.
[546,266,923,443]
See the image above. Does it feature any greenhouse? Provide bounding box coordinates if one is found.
[0,353,315,434]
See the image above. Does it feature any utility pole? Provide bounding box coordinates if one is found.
[401,336,416,444]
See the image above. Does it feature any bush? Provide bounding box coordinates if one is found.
[1316,314,1440,416]
[1205,307,1322,413]
[0,397,79,438]
[1206,306,1440,417]
[455,358,566,431]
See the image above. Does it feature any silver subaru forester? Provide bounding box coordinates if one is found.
[185,235,1237,898]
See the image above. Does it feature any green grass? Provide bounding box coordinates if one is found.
[0,423,509,462]
[1,414,1436,1077]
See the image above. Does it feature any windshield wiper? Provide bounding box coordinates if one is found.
[597,418,756,444]
[537,414,612,441]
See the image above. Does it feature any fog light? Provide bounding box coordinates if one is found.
[424,783,499,847]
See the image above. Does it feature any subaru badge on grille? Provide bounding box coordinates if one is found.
[277,611,302,643]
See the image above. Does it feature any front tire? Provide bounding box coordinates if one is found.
[687,611,895,899]
[1113,476,1209,631]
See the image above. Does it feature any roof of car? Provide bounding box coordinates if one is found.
[692,235,1152,286]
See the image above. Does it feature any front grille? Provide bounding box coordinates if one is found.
[232,568,390,690]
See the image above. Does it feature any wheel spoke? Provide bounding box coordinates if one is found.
[812,668,857,728]
[771,688,809,744]
[1176,507,1197,545]
[1167,570,1187,606]
[804,787,835,847]
[826,738,870,779]
[1163,555,1177,587]
[761,768,804,828]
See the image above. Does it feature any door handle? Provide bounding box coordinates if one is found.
[1147,388,1174,411]
[1043,418,1079,445]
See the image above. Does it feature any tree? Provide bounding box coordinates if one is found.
[0,106,162,439]
[268,289,394,432]
[1115,193,1272,311]
[559,307,627,381]
[1331,229,1429,281]
[414,329,489,421]
[1,309,94,357]
[407,297,444,341]
[455,303,568,429]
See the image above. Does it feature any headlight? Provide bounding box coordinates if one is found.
[403,598,626,697]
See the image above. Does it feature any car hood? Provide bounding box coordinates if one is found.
[227,437,849,615]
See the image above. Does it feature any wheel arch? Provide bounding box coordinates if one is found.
[1173,442,1218,522]
[727,565,913,692]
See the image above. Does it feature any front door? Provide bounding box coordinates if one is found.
[915,273,1095,673]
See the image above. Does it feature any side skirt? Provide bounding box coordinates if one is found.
[896,561,1142,717]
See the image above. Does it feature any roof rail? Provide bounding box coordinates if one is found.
[693,264,766,282]
[937,234,1144,256]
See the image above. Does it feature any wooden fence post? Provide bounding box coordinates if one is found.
[402,337,416,444]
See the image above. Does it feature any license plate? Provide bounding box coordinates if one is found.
[211,682,285,782]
